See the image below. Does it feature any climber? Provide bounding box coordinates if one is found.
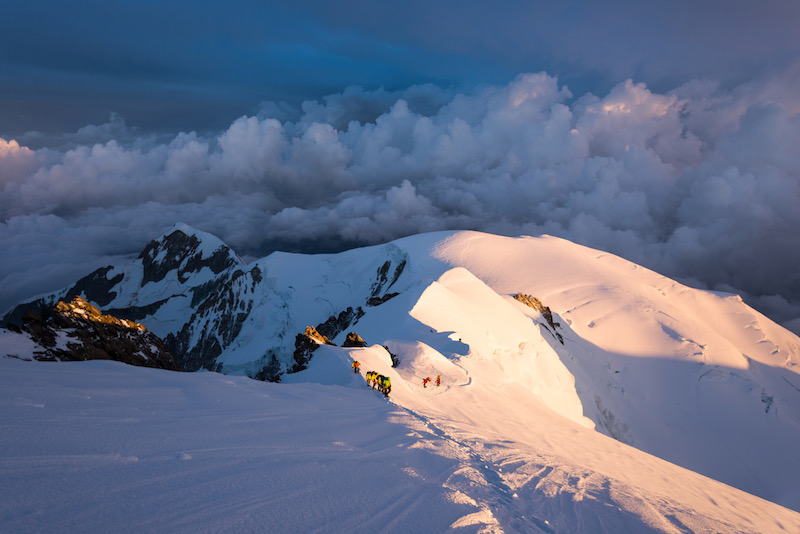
[352,360,361,374]
[436,375,441,386]
[382,375,391,397]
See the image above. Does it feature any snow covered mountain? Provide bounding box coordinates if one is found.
[2,225,800,532]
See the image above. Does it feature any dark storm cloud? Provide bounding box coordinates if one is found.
[2,72,800,325]
[0,1,472,137]
[4,1,799,137]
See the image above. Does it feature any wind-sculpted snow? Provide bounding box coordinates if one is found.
[430,231,800,510]
[3,227,800,525]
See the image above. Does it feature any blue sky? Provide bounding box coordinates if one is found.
[1,0,800,325]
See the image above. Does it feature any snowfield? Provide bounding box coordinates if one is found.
[3,229,800,532]
[2,354,798,533]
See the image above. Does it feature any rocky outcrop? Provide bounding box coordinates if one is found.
[343,332,368,347]
[513,293,564,344]
[383,345,400,367]
[292,326,335,372]
[2,267,131,329]
[5,296,179,370]
[253,352,282,383]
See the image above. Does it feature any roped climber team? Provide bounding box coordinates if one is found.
[364,370,391,397]
[366,370,376,387]
[357,362,442,398]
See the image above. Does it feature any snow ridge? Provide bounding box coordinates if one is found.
[2,227,800,531]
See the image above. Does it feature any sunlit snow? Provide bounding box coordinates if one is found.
[2,230,800,532]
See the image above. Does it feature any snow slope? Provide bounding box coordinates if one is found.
[428,231,800,509]
[3,228,800,531]
[2,353,799,533]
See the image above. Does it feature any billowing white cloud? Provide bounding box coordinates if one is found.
[0,139,38,187]
[2,71,799,324]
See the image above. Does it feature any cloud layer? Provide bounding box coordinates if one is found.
[2,71,799,324]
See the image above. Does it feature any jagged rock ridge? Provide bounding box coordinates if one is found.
[4,296,179,370]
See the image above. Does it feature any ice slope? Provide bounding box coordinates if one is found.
[2,352,799,533]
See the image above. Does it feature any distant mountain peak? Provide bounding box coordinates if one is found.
[139,225,242,285]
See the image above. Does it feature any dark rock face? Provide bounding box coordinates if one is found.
[66,266,124,307]
[513,293,564,345]
[1,266,125,328]
[367,293,399,306]
[254,352,282,382]
[165,268,257,372]
[108,298,172,323]
[289,308,367,373]
[316,307,365,340]
[343,332,368,347]
[139,229,238,285]
[367,260,406,306]
[292,326,335,372]
[1,298,52,330]
[2,228,242,329]
[7,296,179,371]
